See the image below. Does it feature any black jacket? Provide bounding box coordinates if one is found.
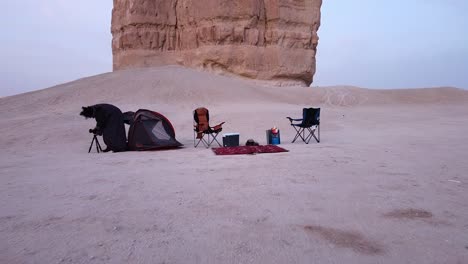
[92,104,127,152]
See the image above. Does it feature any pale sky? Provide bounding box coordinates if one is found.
[1,1,467,96]
[315,0,468,89]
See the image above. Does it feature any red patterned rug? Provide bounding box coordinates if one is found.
[212,145,289,155]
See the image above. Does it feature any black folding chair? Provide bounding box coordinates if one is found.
[287,108,320,144]
[193,107,225,148]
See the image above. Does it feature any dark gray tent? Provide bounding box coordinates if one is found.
[126,109,182,151]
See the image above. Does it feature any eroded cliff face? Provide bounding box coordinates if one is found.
[111,0,322,86]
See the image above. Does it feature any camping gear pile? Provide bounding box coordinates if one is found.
[83,104,321,153]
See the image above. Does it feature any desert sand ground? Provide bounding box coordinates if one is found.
[1,66,468,264]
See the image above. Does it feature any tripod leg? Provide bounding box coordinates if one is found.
[88,136,95,153]
[96,137,102,153]
[94,135,102,153]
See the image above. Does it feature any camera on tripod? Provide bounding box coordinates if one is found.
[88,128,103,153]
[89,128,101,135]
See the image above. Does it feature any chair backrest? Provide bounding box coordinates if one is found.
[194,107,210,132]
[302,107,320,127]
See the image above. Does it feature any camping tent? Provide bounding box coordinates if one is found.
[126,109,183,151]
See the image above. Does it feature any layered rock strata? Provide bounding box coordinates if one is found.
[111,0,322,86]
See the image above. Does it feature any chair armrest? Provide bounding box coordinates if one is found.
[286,117,303,123]
[212,122,225,131]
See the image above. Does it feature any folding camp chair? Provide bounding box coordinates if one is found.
[287,108,320,144]
[193,107,225,148]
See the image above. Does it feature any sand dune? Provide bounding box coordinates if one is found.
[1,66,468,263]
[2,66,466,114]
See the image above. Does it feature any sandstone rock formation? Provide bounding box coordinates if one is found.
[111,0,322,86]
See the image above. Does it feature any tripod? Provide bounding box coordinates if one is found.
[88,134,103,153]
